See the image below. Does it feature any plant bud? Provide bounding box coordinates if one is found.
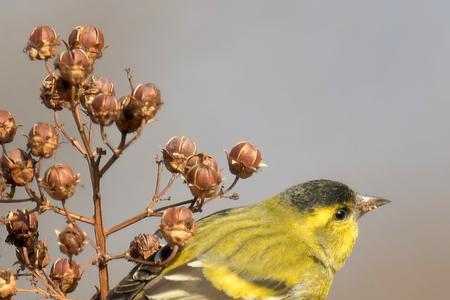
[131,83,162,121]
[54,49,93,85]
[88,94,118,126]
[68,25,105,60]
[26,25,59,60]
[28,123,59,158]
[0,110,16,144]
[50,258,81,293]
[129,233,160,260]
[185,163,222,199]
[81,76,115,108]
[40,74,70,110]
[184,153,219,175]
[0,270,16,299]
[16,240,50,270]
[5,209,38,248]
[115,96,144,133]
[56,223,88,256]
[162,136,197,174]
[43,164,79,200]
[227,141,264,179]
[1,148,34,186]
[160,207,196,247]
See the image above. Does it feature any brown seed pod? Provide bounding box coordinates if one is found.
[184,153,219,176]
[162,136,197,174]
[28,123,59,158]
[40,74,71,110]
[160,207,196,247]
[0,110,16,144]
[16,240,50,270]
[26,25,59,60]
[129,233,160,260]
[115,96,144,133]
[54,49,93,85]
[56,223,88,256]
[0,269,16,299]
[43,164,79,200]
[68,25,105,60]
[227,141,264,179]
[88,94,118,126]
[50,258,81,294]
[5,209,39,248]
[0,148,34,186]
[185,163,222,199]
[81,76,115,108]
[130,83,162,121]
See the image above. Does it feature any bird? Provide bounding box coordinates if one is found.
[107,179,390,300]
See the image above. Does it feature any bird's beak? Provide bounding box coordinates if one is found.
[356,194,391,218]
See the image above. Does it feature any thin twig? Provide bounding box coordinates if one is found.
[100,125,116,154]
[62,199,75,224]
[44,59,55,76]
[54,111,87,156]
[0,198,35,203]
[1,143,7,154]
[39,203,95,224]
[125,68,134,92]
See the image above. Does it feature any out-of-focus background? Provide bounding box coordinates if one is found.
[1,1,449,299]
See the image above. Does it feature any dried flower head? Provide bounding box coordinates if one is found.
[162,136,197,174]
[0,269,16,299]
[184,153,219,176]
[1,148,34,186]
[28,123,59,158]
[16,240,50,270]
[227,141,264,179]
[68,25,105,60]
[56,223,88,256]
[81,76,115,108]
[0,110,16,144]
[5,209,38,248]
[54,49,93,85]
[129,233,160,260]
[50,258,81,294]
[43,164,79,200]
[40,74,71,110]
[88,94,118,126]
[115,96,144,133]
[185,163,222,199]
[130,83,162,121]
[160,207,196,247]
[26,25,59,60]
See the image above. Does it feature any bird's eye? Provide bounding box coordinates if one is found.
[334,208,348,220]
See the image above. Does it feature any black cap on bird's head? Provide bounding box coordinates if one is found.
[281,179,390,217]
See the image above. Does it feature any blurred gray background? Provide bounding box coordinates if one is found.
[1,1,449,299]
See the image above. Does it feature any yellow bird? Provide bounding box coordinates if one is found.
[108,179,390,300]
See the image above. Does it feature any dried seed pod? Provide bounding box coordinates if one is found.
[5,209,38,248]
[185,163,222,199]
[88,94,118,125]
[0,269,16,299]
[43,164,79,200]
[0,110,16,144]
[160,207,196,247]
[50,258,81,293]
[28,123,59,158]
[16,240,50,270]
[115,96,144,133]
[184,153,219,175]
[54,49,93,85]
[40,74,71,110]
[130,83,162,121]
[68,25,105,60]
[162,136,197,174]
[81,76,115,108]
[0,148,34,186]
[129,233,160,260]
[26,25,59,60]
[56,223,88,256]
[227,141,264,179]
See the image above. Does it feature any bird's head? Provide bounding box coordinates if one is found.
[280,179,390,271]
